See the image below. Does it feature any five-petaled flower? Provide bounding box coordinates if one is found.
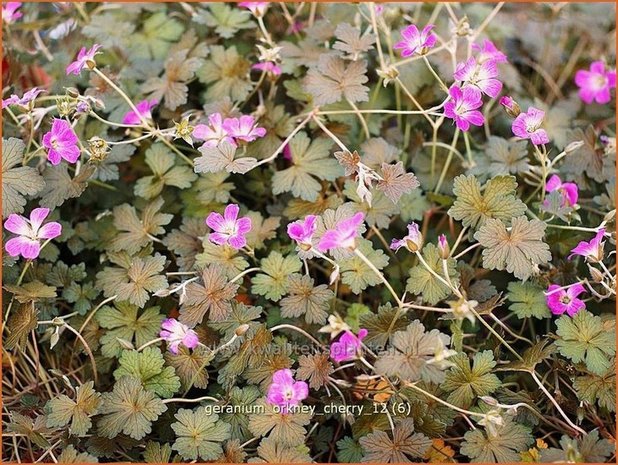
[454,57,502,98]
[287,215,318,250]
[222,115,267,143]
[574,61,616,105]
[42,118,81,165]
[471,39,508,64]
[160,318,199,354]
[4,208,62,260]
[266,369,309,413]
[545,174,578,207]
[252,61,282,76]
[238,1,269,16]
[206,203,252,250]
[2,2,22,24]
[330,329,368,363]
[2,87,44,109]
[568,228,606,262]
[393,24,436,57]
[65,44,102,76]
[122,99,157,125]
[546,283,586,317]
[443,85,485,132]
[511,107,549,145]
[317,212,365,252]
[390,222,424,253]
[193,113,234,147]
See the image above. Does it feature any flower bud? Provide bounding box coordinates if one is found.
[588,265,605,283]
[564,140,584,154]
[235,324,250,336]
[437,234,450,259]
[66,87,80,98]
[499,95,521,118]
[377,65,399,87]
[88,137,110,162]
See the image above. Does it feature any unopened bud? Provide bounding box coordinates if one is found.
[116,338,135,350]
[88,137,109,162]
[564,140,584,154]
[588,265,605,283]
[499,95,521,118]
[377,65,399,87]
[153,288,171,297]
[437,234,450,259]
[66,87,80,98]
[235,324,250,336]
[480,396,498,406]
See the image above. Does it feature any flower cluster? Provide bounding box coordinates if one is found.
[193,113,266,148]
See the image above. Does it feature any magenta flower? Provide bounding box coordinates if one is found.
[438,234,450,258]
[511,107,549,145]
[193,113,235,148]
[499,95,520,117]
[453,58,502,98]
[238,1,268,16]
[568,228,606,262]
[42,118,80,165]
[545,175,578,207]
[546,283,586,317]
[393,24,437,57]
[4,208,62,260]
[574,61,616,105]
[471,39,508,64]
[222,115,266,143]
[160,318,199,354]
[65,44,102,76]
[2,87,44,109]
[287,215,318,250]
[121,99,157,125]
[206,204,252,249]
[330,329,368,363]
[390,222,423,253]
[252,61,282,76]
[317,212,365,252]
[443,85,484,132]
[2,2,22,24]
[266,369,309,412]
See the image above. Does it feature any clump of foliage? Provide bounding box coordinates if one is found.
[2,2,616,463]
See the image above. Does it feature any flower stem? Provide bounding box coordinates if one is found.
[353,248,404,308]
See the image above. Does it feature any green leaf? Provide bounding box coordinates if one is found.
[114,347,181,398]
[98,376,167,440]
[344,303,371,332]
[555,311,616,375]
[110,198,173,254]
[253,437,312,463]
[4,280,57,303]
[374,320,453,384]
[272,132,341,201]
[442,350,501,408]
[573,362,615,412]
[461,418,533,462]
[248,399,311,446]
[474,216,551,281]
[376,162,420,204]
[399,189,430,222]
[2,137,44,217]
[63,282,100,315]
[40,164,94,209]
[296,352,334,390]
[5,302,38,350]
[135,144,196,199]
[194,141,257,175]
[340,239,389,294]
[143,441,172,463]
[45,381,101,436]
[280,273,333,324]
[448,175,526,229]
[195,240,249,280]
[540,430,614,463]
[337,436,364,463]
[359,418,432,462]
[96,302,163,358]
[304,54,369,105]
[476,136,530,178]
[6,412,51,449]
[197,45,252,101]
[333,23,375,60]
[171,408,231,460]
[218,385,261,441]
[165,345,214,391]
[194,3,254,39]
[360,303,409,348]
[507,281,550,319]
[251,251,302,301]
[406,243,458,305]
[132,11,184,60]
[57,445,98,463]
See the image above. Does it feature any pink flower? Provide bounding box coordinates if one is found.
[2,87,44,109]
[330,329,368,363]
[454,57,502,98]
[4,208,62,260]
[287,215,317,250]
[499,95,520,117]
[206,204,252,250]
[317,212,365,252]
[545,175,578,207]
[574,61,616,105]
[511,107,549,145]
[471,40,508,64]
[193,113,235,148]
[42,118,80,165]
[222,115,266,143]
[2,2,22,24]
[266,369,309,412]
[443,85,485,132]
[546,283,586,317]
[121,99,157,125]
[160,318,199,354]
[238,1,268,16]
[568,228,606,262]
[65,44,102,76]
[393,24,437,57]
[390,222,423,253]
[252,61,282,76]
